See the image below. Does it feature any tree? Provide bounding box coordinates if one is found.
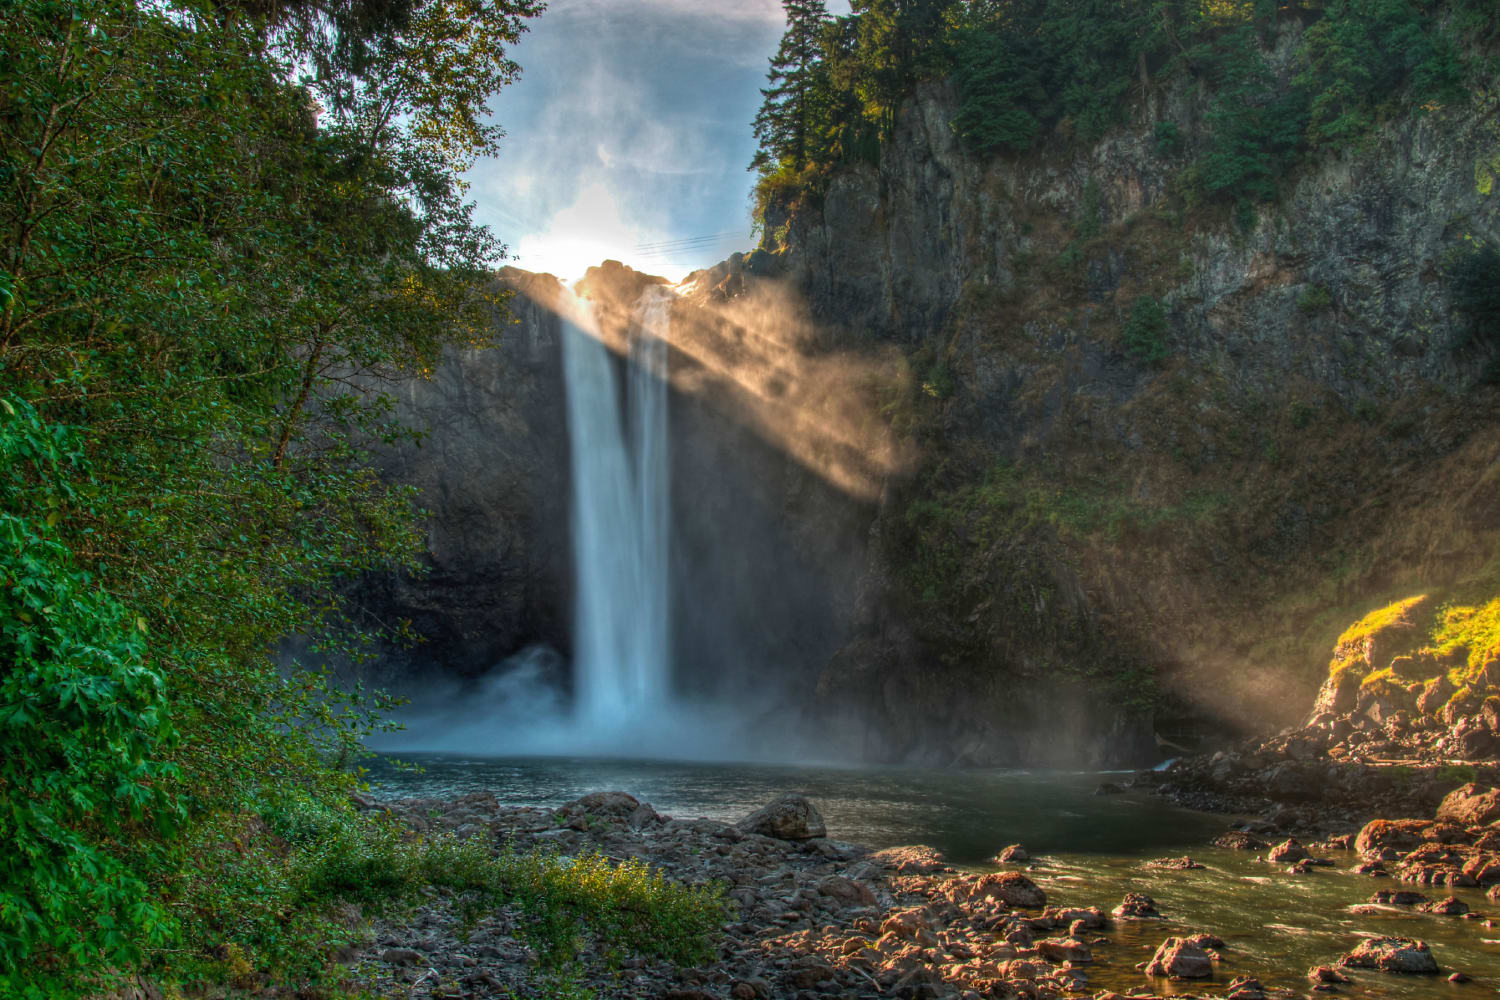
[0,0,540,991]
[752,0,833,171]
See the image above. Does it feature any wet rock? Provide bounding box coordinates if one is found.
[1225,975,1265,1000]
[1449,972,1472,983]
[1094,782,1126,795]
[1143,937,1213,979]
[1267,838,1311,863]
[996,843,1030,863]
[1370,890,1431,906]
[870,845,946,875]
[1183,933,1225,950]
[1111,892,1160,919]
[1340,936,1440,974]
[1040,906,1107,930]
[735,795,826,841]
[1147,856,1204,870]
[1436,784,1500,827]
[1037,937,1093,963]
[1418,897,1469,916]
[1213,831,1268,850]
[1308,966,1353,985]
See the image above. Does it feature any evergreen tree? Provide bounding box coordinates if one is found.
[752,0,832,171]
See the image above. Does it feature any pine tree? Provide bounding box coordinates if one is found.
[751,0,832,171]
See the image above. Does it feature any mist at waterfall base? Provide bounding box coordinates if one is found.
[376,284,837,764]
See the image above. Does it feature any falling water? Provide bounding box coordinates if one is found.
[560,285,672,726]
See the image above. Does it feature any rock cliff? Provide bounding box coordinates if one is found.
[353,41,1499,766]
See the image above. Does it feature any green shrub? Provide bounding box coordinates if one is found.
[1153,120,1183,158]
[1297,284,1333,313]
[1122,296,1170,365]
[0,401,182,998]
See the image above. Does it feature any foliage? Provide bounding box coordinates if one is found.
[752,0,833,173]
[752,0,1484,229]
[0,0,540,993]
[0,402,181,997]
[1121,295,1170,365]
[1294,0,1464,150]
[1297,284,1333,313]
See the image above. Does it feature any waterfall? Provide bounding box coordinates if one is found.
[560,285,672,726]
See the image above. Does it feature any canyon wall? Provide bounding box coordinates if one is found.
[353,32,1499,764]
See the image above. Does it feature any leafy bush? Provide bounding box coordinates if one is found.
[0,402,181,997]
[1122,296,1170,365]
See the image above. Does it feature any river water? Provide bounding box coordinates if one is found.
[368,754,1500,998]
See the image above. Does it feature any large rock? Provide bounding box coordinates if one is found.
[1112,892,1160,918]
[1436,784,1500,827]
[1355,819,1430,856]
[1268,838,1311,863]
[1144,937,1214,978]
[734,795,826,840]
[971,871,1047,908]
[1340,937,1439,974]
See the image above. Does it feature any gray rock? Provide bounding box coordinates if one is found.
[735,795,826,840]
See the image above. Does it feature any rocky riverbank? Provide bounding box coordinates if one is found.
[346,788,1500,1000]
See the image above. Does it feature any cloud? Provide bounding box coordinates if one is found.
[465,0,784,280]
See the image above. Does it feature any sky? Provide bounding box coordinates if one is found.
[466,0,844,282]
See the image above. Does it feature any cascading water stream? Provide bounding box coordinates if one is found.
[560,285,673,727]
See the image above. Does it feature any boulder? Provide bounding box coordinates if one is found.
[1268,838,1311,863]
[1355,819,1429,856]
[1308,966,1353,985]
[1340,937,1439,974]
[1417,676,1455,716]
[816,875,877,907]
[1436,784,1500,827]
[996,843,1029,863]
[1039,906,1106,930]
[1312,671,1361,720]
[1144,937,1213,979]
[1112,892,1160,918]
[972,871,1046,908]
[1418,897,1469,915]
[735,795,826,840]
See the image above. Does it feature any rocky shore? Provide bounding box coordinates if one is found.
[346,785,1500,1000]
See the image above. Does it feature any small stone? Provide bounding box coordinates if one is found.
[1449,972,1472,983]
[1419,897,1469,916]
[380,948,425,965]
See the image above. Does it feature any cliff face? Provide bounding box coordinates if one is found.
[754,44,1500,755]
[355,44,1498,766]
[347,269,573,689]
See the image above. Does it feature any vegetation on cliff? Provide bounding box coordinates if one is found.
[752,0,1496,222]
[0,2,723,996]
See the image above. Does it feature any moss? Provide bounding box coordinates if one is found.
[1336,594,1431,649]
[1430,597,1500,679]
